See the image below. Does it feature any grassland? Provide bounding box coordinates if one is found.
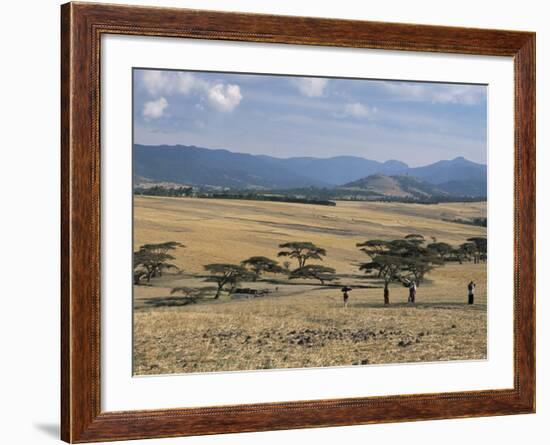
[133,196,487,375]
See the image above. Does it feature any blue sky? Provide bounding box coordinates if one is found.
[133,69,487,167]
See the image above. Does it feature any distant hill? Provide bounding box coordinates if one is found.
[134,144,486,197]
[340,174,449,200]
[265,156,408,186]
[133,144,328,189]
[398,156,487,198]
[405,156,486,185]
[437,179,486,197]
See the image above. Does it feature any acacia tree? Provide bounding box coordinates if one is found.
[290,265,336,285]
[404,233,426,246]
[359,254,405,305]
[356,239,392,267]
[141,241,185,254]
[133,249,155,284]
[241,256,284,281]
[277,242,327,269]
[467,237,487,263]
[357,234,443,304]
[457,242,477,263]
[169,286,217,304]
[402,255,442,286]
[133,241,184,284]
[396,234,443,284]
[427,241,453,260]
[203,263,255,299]
[357,240,404,304]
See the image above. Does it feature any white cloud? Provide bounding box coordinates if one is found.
[175,72,208,94]
[342,102,375,118]
[294,78,328,97]
[430,85,485,105]
[141,71,172,96]
[141,71,205,96]
[380,81,485,105]
[140,71,242,112]
[142,97,168,119]
[207,83,242,112]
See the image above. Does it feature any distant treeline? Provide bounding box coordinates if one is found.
[371,196,487,204]
[443,217,487,227]
[133,185,485,205]
[134,186,336,206]
[205,193,336,206]
[254,187,487,204]
[135,185,193,197]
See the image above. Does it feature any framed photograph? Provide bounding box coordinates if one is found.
[61,2,535,442]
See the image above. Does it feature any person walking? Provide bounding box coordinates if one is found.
[341,286,352,308]
[468,280,476,304]
[408,280,417,303]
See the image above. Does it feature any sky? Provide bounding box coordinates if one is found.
[133,69,487,167]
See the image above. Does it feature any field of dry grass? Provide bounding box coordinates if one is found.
[133,196,487,375]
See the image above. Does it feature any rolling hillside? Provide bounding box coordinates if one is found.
[339,174,448,199]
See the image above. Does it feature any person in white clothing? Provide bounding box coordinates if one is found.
[408,280,417,303]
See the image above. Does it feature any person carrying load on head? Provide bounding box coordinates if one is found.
[341,286,352,307]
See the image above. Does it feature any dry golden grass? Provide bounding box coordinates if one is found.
[134,196,486,274]
[133,196,487,375]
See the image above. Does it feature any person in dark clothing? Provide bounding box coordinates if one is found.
[341,286,352,307]
[468,281,476,304]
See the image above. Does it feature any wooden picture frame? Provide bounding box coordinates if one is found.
[61,2,535,442]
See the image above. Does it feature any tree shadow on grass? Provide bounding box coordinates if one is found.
[351,301,487,311]
[260,277,381,289]
[143,296,197,307]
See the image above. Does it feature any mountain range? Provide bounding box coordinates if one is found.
[134,144,487,198]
